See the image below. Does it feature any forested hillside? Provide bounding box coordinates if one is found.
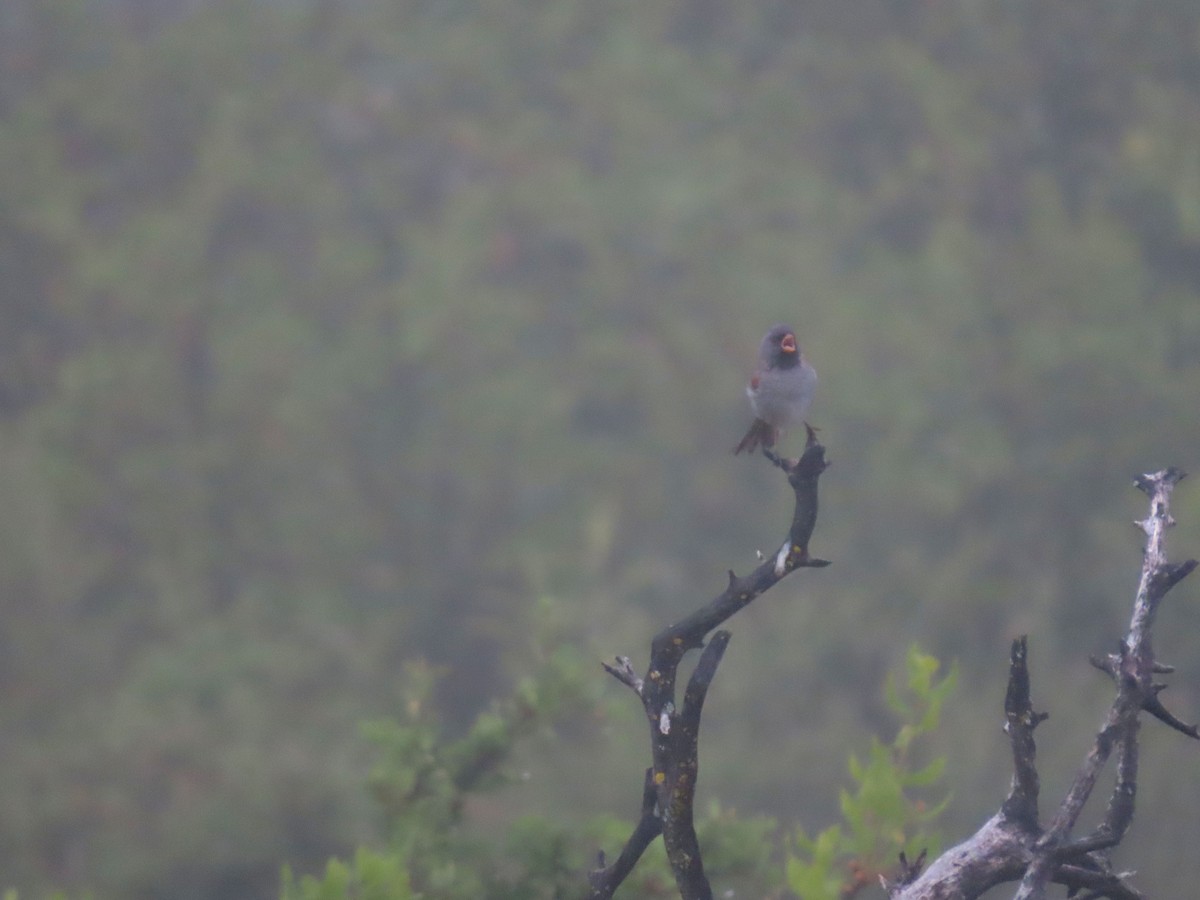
[2,1,1199,897]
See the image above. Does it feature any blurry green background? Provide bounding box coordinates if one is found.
[3,0,1200,897]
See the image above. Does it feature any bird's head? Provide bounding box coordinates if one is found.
[762,323,800,368]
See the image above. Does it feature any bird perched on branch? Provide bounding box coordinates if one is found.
[734,323,817,455]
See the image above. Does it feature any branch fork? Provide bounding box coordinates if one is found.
[894,469,1197,900]
[588,436,830,899]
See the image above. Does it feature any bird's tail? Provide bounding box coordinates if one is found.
[733,419,777,455]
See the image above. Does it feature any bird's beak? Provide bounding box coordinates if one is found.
[781,333,797,354]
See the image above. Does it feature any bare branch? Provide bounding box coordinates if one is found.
[601,655,643,696]
[897,469,1195,900]
[1001,635,1046,829]
[587,768,662,899]
[1015,469,1195,900]
[591,435,830,898]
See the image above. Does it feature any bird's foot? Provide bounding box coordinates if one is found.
[761,447,796,472]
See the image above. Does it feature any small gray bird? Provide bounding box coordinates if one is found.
[734,323,817,455]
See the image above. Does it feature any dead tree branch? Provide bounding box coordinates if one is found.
[589,437,830,899]
[891,468,1197,900]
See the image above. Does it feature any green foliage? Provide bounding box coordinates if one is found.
[282,630,789,900]
[281,850,413,900]
[349,620,606,898]
[279,647,953,900]
[786,646,956,898]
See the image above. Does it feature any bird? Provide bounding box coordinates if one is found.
[733,323,817,455]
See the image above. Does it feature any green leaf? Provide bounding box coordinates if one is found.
[904,756,947,788]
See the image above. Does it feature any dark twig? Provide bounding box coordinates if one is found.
[1142,688,1200,738]
[587,768,662,898]
[880,849,928,894]
[592,434,829,898]
[1001,635,1046,830]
